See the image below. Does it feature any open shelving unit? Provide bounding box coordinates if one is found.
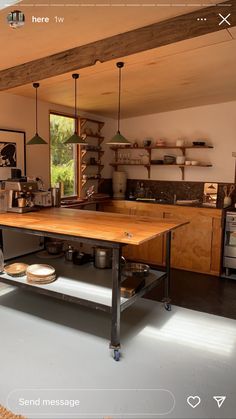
[110,144,213,180]
[78,118,105,197]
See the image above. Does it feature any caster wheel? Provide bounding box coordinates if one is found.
[164,302,172,311]
[114,349,120,361]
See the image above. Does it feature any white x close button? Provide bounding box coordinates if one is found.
[219,13,231,26]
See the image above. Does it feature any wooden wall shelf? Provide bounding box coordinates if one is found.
[78,118,105,197]
[110,144,213,180]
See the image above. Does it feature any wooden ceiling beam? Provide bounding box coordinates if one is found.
[0,0,235,91]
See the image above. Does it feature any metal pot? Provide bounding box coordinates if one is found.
[46,241,63,255]
[122,262,150,277]
[94,247,112,269]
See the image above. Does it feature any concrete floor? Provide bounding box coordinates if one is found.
[0,284,235,419]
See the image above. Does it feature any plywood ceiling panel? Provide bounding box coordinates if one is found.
[8,29,236,118]
[228,27,236,39]
[0,0,225,70]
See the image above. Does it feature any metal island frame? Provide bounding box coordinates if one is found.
[0,208,187,361]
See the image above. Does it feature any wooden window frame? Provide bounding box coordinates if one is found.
[49,110,80,198]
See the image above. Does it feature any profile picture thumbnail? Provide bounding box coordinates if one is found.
[7,10,25,29]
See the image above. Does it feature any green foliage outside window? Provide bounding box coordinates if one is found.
[50,114,76,196]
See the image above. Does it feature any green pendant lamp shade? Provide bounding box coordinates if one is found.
[27,83,47,145]
[107,62,130,145]
[64,74,87,145]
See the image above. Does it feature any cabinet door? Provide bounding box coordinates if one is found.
[123,204,164,266]
[210,217,223,275]
[163,209,213,273]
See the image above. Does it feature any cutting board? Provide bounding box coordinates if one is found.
[121,277,145,298]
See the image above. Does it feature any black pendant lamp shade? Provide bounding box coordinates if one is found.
[64,74,87,145]
[107,62,130,145]
[27,83,47,145]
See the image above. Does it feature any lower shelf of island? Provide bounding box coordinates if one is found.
[0,253,166,313]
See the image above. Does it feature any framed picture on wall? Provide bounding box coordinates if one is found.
[0,129,26,180]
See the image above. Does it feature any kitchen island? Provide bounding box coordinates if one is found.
[0,208,187,360]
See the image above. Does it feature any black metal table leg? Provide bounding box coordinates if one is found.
[164,231,172,311]
[110,246,122,361]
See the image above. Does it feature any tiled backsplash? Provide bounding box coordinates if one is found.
[100,178,236,208]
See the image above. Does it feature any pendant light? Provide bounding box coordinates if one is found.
[27,82,47,145]
[107,62,130,145]
[64,73,87,144]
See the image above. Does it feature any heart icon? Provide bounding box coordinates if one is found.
[187,396,201,409]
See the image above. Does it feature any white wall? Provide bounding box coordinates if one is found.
[2,91,235,185]
[0,92,115,188]
[114,101,236,183]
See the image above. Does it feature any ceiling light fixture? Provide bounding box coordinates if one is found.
[64,74,87,145]
[27,83,47,145]
[107,62,130,145]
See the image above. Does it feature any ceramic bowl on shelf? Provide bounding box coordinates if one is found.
[151,160,164,165]
[192,141,206,146]
[185,160,191,166]
[156,139,166,146]
[191,160,199,166]
[163,155,176,164]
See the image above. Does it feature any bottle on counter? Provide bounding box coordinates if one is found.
[139,182,145,198]
[65,245,75,262]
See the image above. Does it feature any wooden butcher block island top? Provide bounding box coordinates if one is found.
[0,208,188,245]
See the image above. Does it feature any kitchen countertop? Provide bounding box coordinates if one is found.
[110,198,225,211]
[0,207,188,246]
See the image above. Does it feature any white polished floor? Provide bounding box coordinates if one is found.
[0,284,235,419]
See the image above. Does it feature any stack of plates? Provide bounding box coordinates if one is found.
[4,263,29,277]
[26,264,56,284]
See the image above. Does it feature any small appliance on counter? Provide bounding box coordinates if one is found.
[5,179,38,213]
[34,191,52,207]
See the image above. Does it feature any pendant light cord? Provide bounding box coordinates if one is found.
[117,66,121,133]
[35,85,38,135]
[75,76,77,133]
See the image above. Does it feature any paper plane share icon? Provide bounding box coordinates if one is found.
[213,396,226,408]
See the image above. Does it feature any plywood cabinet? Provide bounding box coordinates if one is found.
[123,202,164,265]
[100,200,223,276]
[100,201,164,265]
[162,206,222,275]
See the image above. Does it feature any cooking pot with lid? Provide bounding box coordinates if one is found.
[94,247,112,269]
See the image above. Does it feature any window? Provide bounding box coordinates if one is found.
[50,113,77,197]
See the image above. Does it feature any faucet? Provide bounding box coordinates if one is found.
[173,194,177,204]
